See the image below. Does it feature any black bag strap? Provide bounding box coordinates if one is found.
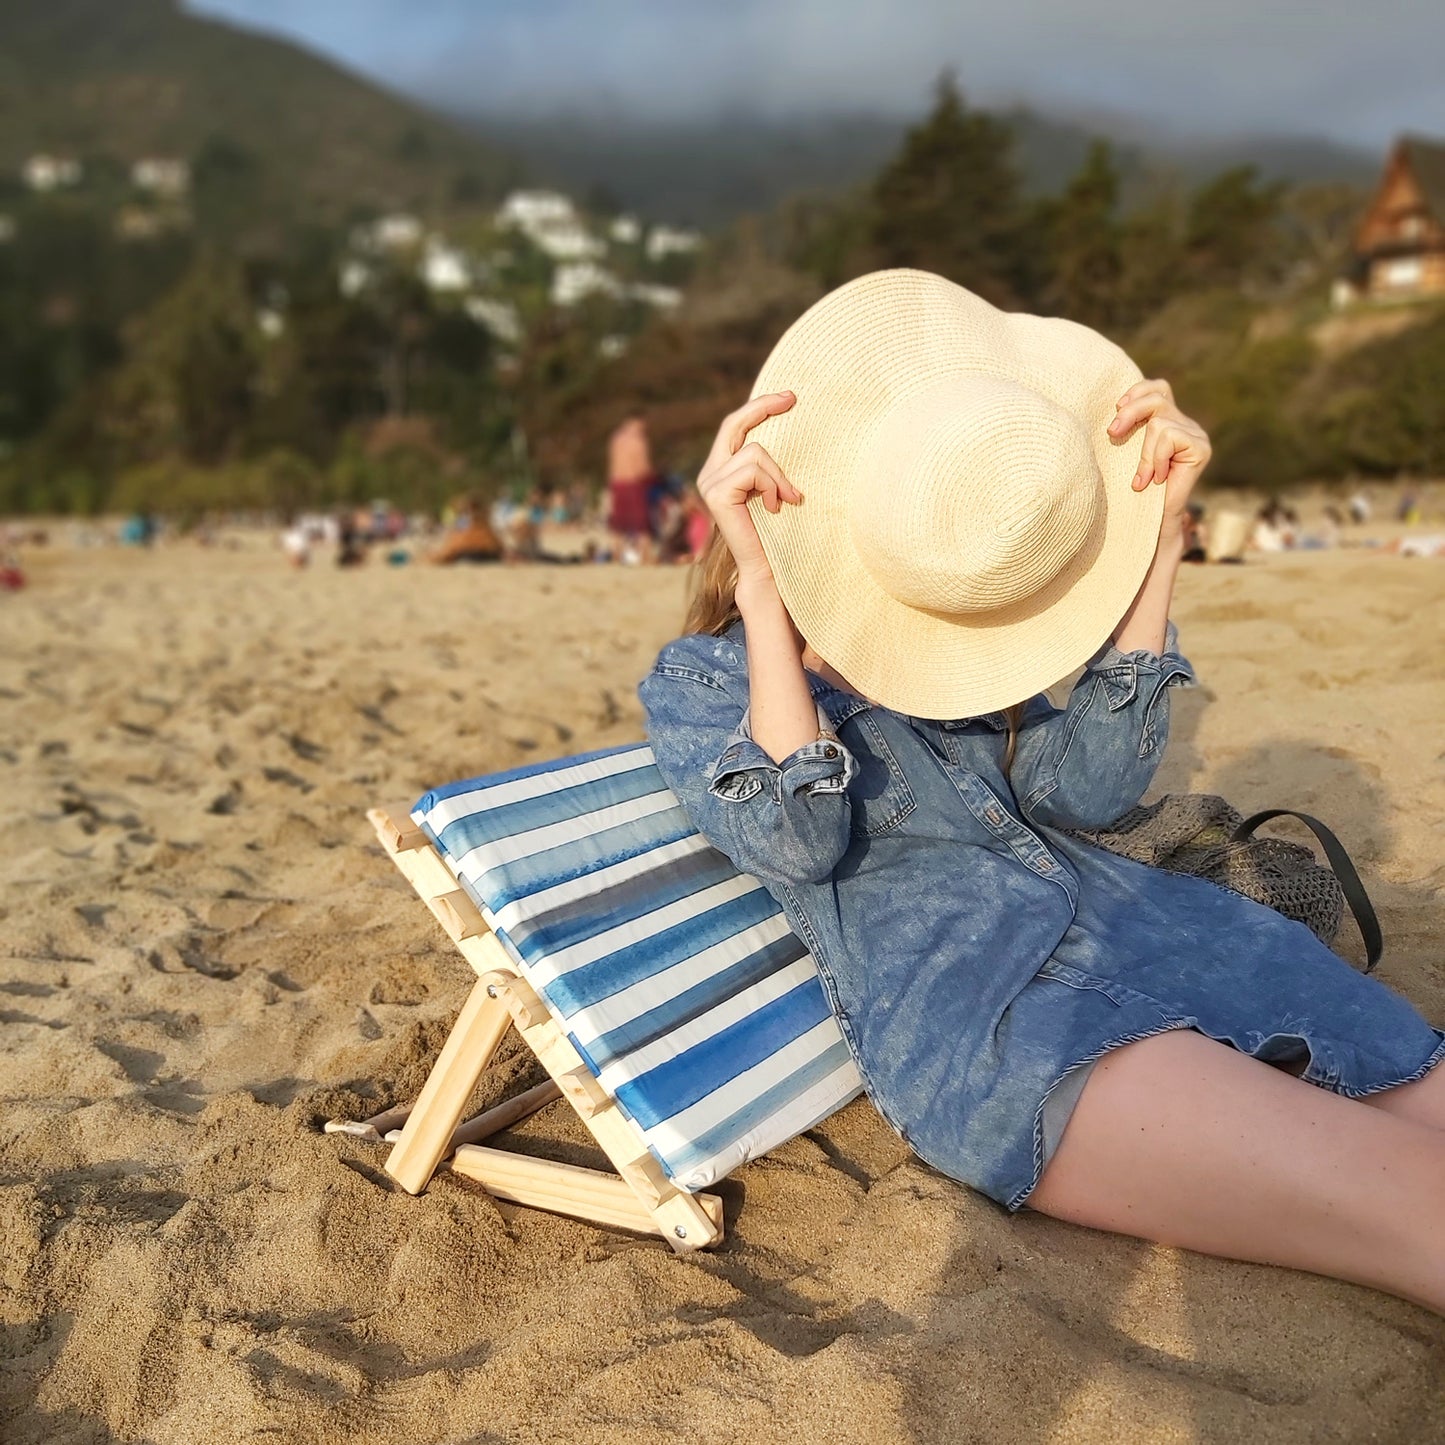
[1231,809,1382,972]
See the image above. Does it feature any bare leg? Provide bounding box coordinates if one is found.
[1027,1030,1445,1313]
[1360,1051,1445,1130]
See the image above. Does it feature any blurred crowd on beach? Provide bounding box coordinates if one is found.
[279,411,711,569]
[1180,483,1445,564]
[2,412,1443,590]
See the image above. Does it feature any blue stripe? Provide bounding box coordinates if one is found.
[407,746,860,1191]
[657,1039,858,1178]
[539,888,784,1015]
[582,932,809,1069]
[506,845,740,957]
[445,809,703,914]
[433,766,667,858]
[611,978,834,1130]
[413,744,649,809]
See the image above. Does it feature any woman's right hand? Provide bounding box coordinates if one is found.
[696,391,800,589]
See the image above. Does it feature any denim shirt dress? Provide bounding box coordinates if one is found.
[639,620,1445,1211]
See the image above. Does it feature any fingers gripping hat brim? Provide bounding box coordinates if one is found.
[744,268,1163,718]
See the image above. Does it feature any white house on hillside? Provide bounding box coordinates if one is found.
[132,158,190,196]
[339,259,372,297]
[537,226,606,261]
[464,296,523,345]
[609,215,642,245]
[629,282,683,310]
[23,154,82,191]
[552,261,622,307]
[645,225,702,262]
[355,213,424,252]
[497,190,575,229]
[421,238,471,291]
[497,189,605,261]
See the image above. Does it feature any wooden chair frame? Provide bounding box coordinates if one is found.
[350,804,725,1253]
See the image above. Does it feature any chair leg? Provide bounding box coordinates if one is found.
[449,1147,666,1235]
[478,970,725,1252]
[385,977,513,1195]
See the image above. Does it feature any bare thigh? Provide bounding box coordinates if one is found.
[1027,1029,1445,1312]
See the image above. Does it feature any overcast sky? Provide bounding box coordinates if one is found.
[187,0,1442,148]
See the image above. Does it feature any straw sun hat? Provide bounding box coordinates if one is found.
[744,268,1164,719]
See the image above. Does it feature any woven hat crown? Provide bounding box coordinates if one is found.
[850,375,1104,616]
[745,268,1161,718]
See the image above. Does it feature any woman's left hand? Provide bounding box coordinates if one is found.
[1107,379,1212,536]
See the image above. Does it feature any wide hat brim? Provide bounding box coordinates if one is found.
[745,268,1163,719]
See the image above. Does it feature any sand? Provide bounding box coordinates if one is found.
[1,538,1442,1444]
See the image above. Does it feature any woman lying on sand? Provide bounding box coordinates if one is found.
[639,271,1445,1313]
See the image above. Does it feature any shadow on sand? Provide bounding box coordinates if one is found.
[885,681,1445,1441]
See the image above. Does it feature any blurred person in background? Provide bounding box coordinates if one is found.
[607,411,658,563]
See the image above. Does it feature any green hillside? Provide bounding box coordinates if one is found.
[0,0,519,232]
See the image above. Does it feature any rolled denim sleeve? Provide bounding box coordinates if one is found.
[639,666,856,889]
[1013,620,1196,831]
[718,703,855,801]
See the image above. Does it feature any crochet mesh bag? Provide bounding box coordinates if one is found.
[1069,794,1346,947]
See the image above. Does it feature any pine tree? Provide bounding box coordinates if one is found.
[1184,166,1285,289]
[1042,140,1122,330]
[865,73,1028,306]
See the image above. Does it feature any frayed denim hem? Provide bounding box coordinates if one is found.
[1009,1017,1197,1213]
[1331,1028,1445,1101]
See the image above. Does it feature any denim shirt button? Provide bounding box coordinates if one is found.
[823,744,839,759]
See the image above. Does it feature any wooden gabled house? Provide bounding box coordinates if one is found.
[1342,135,1445,303]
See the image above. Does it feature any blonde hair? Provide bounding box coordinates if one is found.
[682,523,741,638]
[682,521,1023,769]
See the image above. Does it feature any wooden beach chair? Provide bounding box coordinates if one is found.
[339,744,862,1252]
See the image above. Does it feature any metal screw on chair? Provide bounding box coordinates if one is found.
[486,984,499,998]
[674,1226,687,1239]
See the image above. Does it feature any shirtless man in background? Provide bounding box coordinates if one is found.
[606,412,657,562]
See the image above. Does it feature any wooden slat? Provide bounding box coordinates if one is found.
[553,1064,610,1119]
[474,969,725,1249]
[375,822,517,980]
[384,978,512,1195]
[369,822,727,1250]
[391,843,472,910]
[427,889,488,942]
[449,1147,663,1235]
[368,805,429,854]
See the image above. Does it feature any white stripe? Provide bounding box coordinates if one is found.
[489,832,714,936]
[564,913,796,1043]
[595,954,821,1094]
[666,1061,864,1189]
[404,745,864,1193]
[417,746,655,833]
[449,791,681,877]
[524,873,760,987]
[635,1019,852,1158]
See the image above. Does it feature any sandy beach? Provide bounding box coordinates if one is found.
[1,539,1443,1444]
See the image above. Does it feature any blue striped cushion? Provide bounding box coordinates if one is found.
[412,744,862,1191]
